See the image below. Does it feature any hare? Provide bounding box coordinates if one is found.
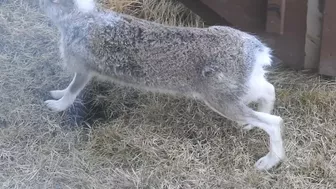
[40,0,285,170]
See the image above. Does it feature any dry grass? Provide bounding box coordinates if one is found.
[1,0,336,188]
[99,0,204,27]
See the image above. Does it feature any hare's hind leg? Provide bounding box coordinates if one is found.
[257,81,275,113]
[45,72,91,112]
[245,78,275,114]
[240,78,276,130]
[203,96,284,170]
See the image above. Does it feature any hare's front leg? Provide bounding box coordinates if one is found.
[45,72,91,112]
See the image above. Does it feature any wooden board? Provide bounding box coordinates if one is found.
[200,0,267,32]
[266,0,286,34]
[261,0,308,69]
[319,0,336,76]
[304,0,324,70]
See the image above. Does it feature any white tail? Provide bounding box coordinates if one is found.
[74,0,96,13]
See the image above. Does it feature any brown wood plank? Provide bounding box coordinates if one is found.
[319,0,336,76]
[266,0,286,34]
[304,0,324,70]
[175,0,232,26]
[200,0,267,32]
[260,0,308,69]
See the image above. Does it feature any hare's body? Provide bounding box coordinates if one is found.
[41,0,285,171]
[58,12,260,97]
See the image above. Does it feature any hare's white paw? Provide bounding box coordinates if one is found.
[255,153,281,170]
[45,99,70,112]
[50,90,65,99]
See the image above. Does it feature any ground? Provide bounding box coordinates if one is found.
[1,0,336,188]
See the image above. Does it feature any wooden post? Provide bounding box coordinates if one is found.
[319,0,336,76]
[266,0,286,34]
[304,0,324,70]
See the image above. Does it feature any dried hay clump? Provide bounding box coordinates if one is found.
[1,0,336,188]
[99,0,205,27]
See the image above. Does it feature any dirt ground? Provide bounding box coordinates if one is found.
[1,0,336,188]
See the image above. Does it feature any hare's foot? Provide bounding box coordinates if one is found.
[45,72,92,112]
[45,97,73,112]
[50,90,66,99]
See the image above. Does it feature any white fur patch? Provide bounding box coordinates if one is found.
[249,46,272,84]
[256,46,272,67]
[74,0,96,13]
[243,45,275,112]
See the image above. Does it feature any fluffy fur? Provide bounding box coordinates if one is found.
[39,0,285,170]
[74,0,96,12]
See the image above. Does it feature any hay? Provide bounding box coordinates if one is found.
[1,0,336,188]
